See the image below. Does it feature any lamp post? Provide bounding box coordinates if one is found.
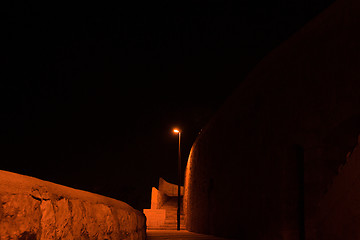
[173,129,181,231]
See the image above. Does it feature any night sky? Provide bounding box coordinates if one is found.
[3,0,334,210]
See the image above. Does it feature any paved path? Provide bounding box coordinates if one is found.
[147,230,233,240]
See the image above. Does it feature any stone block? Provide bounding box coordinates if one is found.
[143,209,166,228]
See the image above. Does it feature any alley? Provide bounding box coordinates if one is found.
[147,230,234,240]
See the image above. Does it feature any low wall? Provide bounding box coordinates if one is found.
[158,178,184,197]
[0,170,146,240]
[150,187,168,210]
[142,209,166,228]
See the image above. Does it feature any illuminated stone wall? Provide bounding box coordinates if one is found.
[184,0,360,239]
[0,170,146,240]
[150,187,167,210]
[159,177,184,197]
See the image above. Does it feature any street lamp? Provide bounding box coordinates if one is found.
[173,128,181,231]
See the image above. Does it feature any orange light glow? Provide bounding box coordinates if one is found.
[173,129,180,133]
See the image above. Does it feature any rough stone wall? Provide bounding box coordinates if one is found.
[314,136,360,240]
[184,0,360,239]
[0,170,146,240]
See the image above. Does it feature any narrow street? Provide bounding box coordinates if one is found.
[147,230,234,240]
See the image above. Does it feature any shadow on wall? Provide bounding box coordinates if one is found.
[315,135,360,240]
[183,0,360,238]
[184,108,360,239]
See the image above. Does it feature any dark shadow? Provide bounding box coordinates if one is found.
[294,144,305,240]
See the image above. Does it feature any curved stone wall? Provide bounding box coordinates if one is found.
[158,177,184,197]
[150,187,168,209]
[184,0,360,239]
[0,170,146,240]
[315,136,360,240]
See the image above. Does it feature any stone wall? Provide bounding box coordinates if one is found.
[0,170,146,240]
[158,177,184,197]
[144,178,185,230]
[314,136,360,240]
[184,0,360,239]
[150,187,167,210]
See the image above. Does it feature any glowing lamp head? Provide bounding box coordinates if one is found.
[173,129,180,133]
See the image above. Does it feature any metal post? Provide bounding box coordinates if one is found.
[177,131,181,231]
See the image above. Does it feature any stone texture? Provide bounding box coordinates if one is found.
[0,170,146,240]
[184,0,360,239]
[150,187,167,210]
[143,209,166,228]
[314,136,360,240]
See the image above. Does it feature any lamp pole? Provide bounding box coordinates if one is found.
[173,129,181,231]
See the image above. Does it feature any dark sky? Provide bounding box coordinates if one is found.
[3,0,334,210]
